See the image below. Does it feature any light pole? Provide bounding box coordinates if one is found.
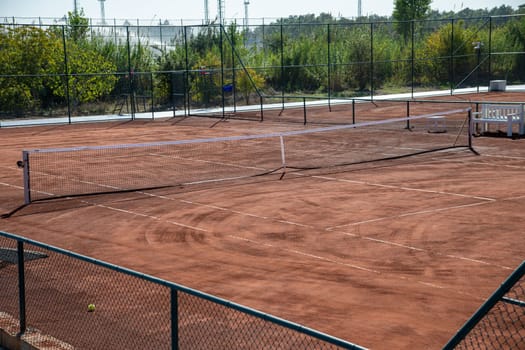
[473,41,483,93]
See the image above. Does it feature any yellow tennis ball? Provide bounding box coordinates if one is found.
[87,303,96,312]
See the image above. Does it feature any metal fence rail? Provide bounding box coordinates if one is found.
[0,230,366,350]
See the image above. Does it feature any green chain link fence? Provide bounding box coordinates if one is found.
[443,260,525,349]
[1,14,525,123]
[0,230,366,350]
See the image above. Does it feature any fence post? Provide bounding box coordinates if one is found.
[150,72,154,120]
[280,21,285,109]
[171,289,179,350]
[231,28,237,113]
[219,24,226,118]
[62,26,72,124]
[488,16,493,83]
[126,26,136,120]
[327,23,332,112]
[370,22,374,101]
[17,240,27,336]
[450,19,455,95]
[411,20,415,98]
[183,26,191,117]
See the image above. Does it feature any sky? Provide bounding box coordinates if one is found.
[1,0,524,23]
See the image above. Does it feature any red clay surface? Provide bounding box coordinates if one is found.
[1,92,525,349]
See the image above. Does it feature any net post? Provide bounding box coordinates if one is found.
[259,96,264,122]
[22,151,31,205]
[405,101,411,130]
[352,99,356,124]
[279,136,286,174]
[467,109,477,154]
[303,97,307,125]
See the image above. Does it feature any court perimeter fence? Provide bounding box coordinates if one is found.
[444,260,525,349]
[1,233,523,349]
[1,13,525,123]
[0,230,366,350]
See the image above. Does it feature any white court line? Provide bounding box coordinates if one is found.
[503,194,525,201]
[483,154,525,160]
[0,182,24,190]
[123,187,500,273]
[228,235,486,300]
[229,235,379,273]
[327,201,493,230]
[179,199,271,220]
[3,177,513,283]
[311,175,496,202]
[29,180,520,272]
[80,200,210,233]
[336,229,513,270]
[448,158,525,169]
[275,220,313,228]
[0,176,209,233]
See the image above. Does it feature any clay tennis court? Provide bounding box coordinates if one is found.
[1,91,524,349]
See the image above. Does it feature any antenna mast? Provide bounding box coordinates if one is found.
[73,0,79,14]
[98,0,106,24]
[217,0,225,25]
[204,0,209,23]
[358,0,362,17]
[243,0,250,30]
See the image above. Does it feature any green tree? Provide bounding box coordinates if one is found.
[49,40,117,105]
[0,23,118,115]
[494,16,525,81]
[66,9,89,42]
[393,0,432,43]
[415,21,475,86]
[191,51,222,106]
[156,46,188,106]
[0,26,61,113]
[237,68,265,104]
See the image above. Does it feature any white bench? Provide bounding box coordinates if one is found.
[471,103,524,137]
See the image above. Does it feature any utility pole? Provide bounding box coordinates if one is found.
[244,0,250,30]
[98,0,106,25]
[204,0,209,24]
[217,0,225,25]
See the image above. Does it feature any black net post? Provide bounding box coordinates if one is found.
[406,100,411,130]
[352,99,356,124]
[468,109,474,152]
[22,151,31,205]
[303,97,307,125]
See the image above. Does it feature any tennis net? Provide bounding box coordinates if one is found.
[19,108,474,204]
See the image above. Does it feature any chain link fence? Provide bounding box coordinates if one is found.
[1,14,524,123]
[443,260,525,349]
[0,230,365,349]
